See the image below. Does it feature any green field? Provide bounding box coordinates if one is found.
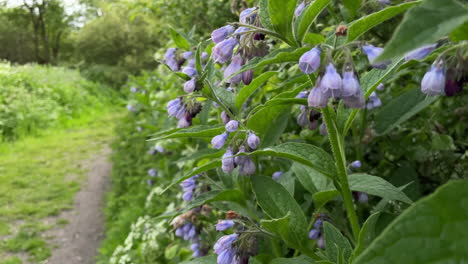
[0,110,120,263]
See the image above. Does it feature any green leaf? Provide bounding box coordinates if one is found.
[303,33,326,45]
[344,0,363,19]
[355,180,468,264]
[155,189,246,221]
[180,255,216,264]
[261,213,291,242]
[375,88,438,135]
[270,256,315,264]
[312,174,412,208]
[361,58,405,95]
[347,2,420,42]
[278,170,295,196]
[292,162,330,194]
[169,28,191,50]
[176,148,223,163]
[249,143,336,178]
[235,71,277,109]
[253,176,309,250]
[352,213,380,260]
[377,0,468,61]
[148,125,225,141]
[224,47,309,81]
[206,81,237,113]
[313,190,340,209]
[259,0,274,31]
[187,189,246,208]
[161,160,222,193]
[349,174,412,204]
[323,222,352,263]
[247,104,291,147]
[343,57,405,135]
[450,21,468,41]
[295,0,331,43]
[268,0,297,43]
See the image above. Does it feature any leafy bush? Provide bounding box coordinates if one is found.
[104,0,468,264]
[0,62,118,141]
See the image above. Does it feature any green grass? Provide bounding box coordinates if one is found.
[0,109,121,263]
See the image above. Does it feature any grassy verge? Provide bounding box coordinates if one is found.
[0,109,121,264]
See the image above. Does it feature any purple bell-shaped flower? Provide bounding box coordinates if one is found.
[294,2,306,17]
[211,132,229,149]
[224,54,243,84]
[299,47,321,74]
[321,63,342,98]
[211,25,235,44]
[247,132,260,149]
[421,61,446,96]
[362,44,391,69]
[405,44,437,61]
[212,38,238,64]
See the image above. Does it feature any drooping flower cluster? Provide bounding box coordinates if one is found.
[216,220,235,231]
[308,215,327,249]
[214,234,241,264]
[210,7,268,87]
[180,175,200,202]
[172,209,206,258]
[306,63,365,109]
[167,97,202,128]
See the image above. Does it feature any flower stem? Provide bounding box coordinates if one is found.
[321,106,360,240]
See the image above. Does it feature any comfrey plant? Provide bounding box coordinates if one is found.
[148,0,468,263]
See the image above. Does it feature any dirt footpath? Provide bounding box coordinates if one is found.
[45,146,112,264]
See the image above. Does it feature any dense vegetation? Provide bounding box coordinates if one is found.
[101,0,467,263]
[0,63,117,141]
[0,0,467,263]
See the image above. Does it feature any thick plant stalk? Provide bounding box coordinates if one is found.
[322,106,360,240]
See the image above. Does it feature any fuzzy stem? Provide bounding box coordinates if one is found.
[321,106,360,240]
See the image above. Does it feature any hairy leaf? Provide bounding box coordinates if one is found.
[268,0,297,43]
[149,125,225,141]
[377,0,468,61]
[375,88,438,135]
[253,176,309,250]
[235,71,277,109]
[250,143,336,178]
[355,180,468,264]
[295,0,331,43]
[347,2,420,42]
[324,222,352,263]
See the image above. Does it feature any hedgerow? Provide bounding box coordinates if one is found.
[103,1,468,264]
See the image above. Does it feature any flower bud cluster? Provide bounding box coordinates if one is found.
[296,105,322,130]
[211,7,267,87]
[172,209,205,258]
[308,215,328,249]
[180,175,200,202]
[214,234,241,264]
[166,97,203,128]
[300,47,366,109]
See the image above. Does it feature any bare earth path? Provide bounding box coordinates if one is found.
[45,146,112,264]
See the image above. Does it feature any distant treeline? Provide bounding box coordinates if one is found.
[0,0,239,86]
